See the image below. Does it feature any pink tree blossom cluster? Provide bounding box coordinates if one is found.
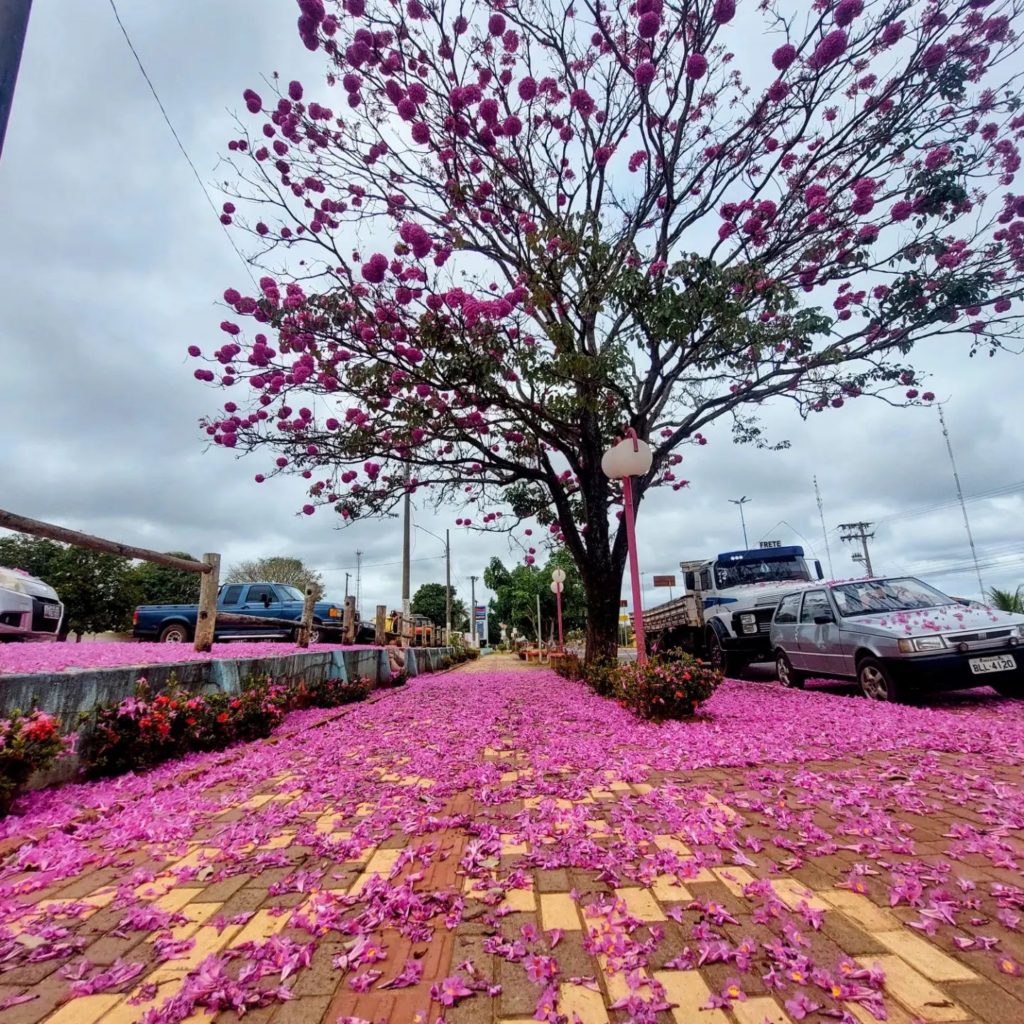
[195,0,1024,659]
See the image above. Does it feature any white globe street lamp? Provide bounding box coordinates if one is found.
[601,428,652,664]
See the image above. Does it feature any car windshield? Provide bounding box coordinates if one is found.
[714,557,811,589]
[831,578,952,616]
[278,585,305,601]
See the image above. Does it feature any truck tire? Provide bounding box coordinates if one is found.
[775,650,805,689]
[293,622,325,645]
[706,629,745,678]
[991,679,1024,698]
[158,622,192,643]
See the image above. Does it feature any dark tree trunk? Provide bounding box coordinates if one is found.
[582,559,626,664]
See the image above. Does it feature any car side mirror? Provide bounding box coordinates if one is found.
[813,613,834,625]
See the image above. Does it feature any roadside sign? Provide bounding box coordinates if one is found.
[652,575,677,587]
[620,599,628,607]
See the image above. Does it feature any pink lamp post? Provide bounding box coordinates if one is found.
[601,428,653,665]
[551,569,566,649]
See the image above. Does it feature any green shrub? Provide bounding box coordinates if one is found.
[583,658,618,697]
[299,675,372,708]
[612,653,721,721]
[0,710,66,816]
[465,648,480,660]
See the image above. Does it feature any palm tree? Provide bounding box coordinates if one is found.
[988,586,1024,614]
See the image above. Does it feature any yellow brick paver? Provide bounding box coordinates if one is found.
[540,892,582,930]
[501,887,536,912]
[43,995,122,1024]
[558,981,610,1023]
[651,874,692,903]
[821,889,902,931]
[654,970,730,1024]
[732,996,796,1024]
[856,955,969,1022]
[712,865,755,897]
[771,877,831,911]
[154,924,243,973]
[874,930,978,982]
[105,981,182,1024]
[654,835,693,856]
[231,908,289,947]
[615,887,666,921]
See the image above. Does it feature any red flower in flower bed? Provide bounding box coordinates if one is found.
[0,710,67,815]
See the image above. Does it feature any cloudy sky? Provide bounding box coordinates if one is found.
[1,1,1022,623]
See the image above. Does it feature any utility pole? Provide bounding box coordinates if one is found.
[470,575,479,648]
[729,496,751,548]
[355,550,363,616]
[937,403,986,601]
[401,467,411,642]
[344,572,351,601]
[839,522,875,577]
[445,528,452,642]
[536,592,542,645]
[0,0,33,160]
[813,476,835,579]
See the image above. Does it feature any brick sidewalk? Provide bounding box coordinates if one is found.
[1,657,1021,1023]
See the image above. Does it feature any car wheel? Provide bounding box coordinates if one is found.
[857,657,904,702]
[991,679,1024,698]
[776,650,805,689]
[158,622,191,643]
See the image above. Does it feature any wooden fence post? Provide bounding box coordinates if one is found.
[297,586,316,648]
[375,605,387,646]
[343,596,356,644]
[194,553,221,652]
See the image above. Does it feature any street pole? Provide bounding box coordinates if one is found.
[0,0,32,160]
[445,528,452,642]
[401,468,411,645]
[622,476,647,664]
[470,574,478,648]
[729,496,751,549]
[839,522,875,577]
[344,572,351,601]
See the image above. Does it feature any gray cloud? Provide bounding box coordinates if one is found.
[1,0,1021,629]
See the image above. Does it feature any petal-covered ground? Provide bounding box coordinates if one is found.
[0,641,378,677]
[1,655,1022,1024]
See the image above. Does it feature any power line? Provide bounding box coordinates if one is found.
[320,555,444,572]
[106,0,255,284]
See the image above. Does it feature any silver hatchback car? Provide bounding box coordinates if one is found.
[770,576,1024,701]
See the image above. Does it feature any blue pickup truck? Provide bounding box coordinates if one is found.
[132,581,370,644]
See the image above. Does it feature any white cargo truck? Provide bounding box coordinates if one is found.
[642,544,824,675]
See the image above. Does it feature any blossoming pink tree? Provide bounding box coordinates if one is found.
[196,0,1024,661]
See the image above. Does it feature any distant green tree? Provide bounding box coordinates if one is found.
[484,551,586,642]
[129,552,201,606]
[225,556,324,598]
[989,586,1024,614]
[411,582,467,630]
[0,535,138,640]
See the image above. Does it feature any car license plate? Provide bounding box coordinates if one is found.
[969,654,1016,675]
[43,604,60,619]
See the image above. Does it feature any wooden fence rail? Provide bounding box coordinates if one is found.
[0,509,317,653]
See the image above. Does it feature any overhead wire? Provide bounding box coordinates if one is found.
[106,0,256,285]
